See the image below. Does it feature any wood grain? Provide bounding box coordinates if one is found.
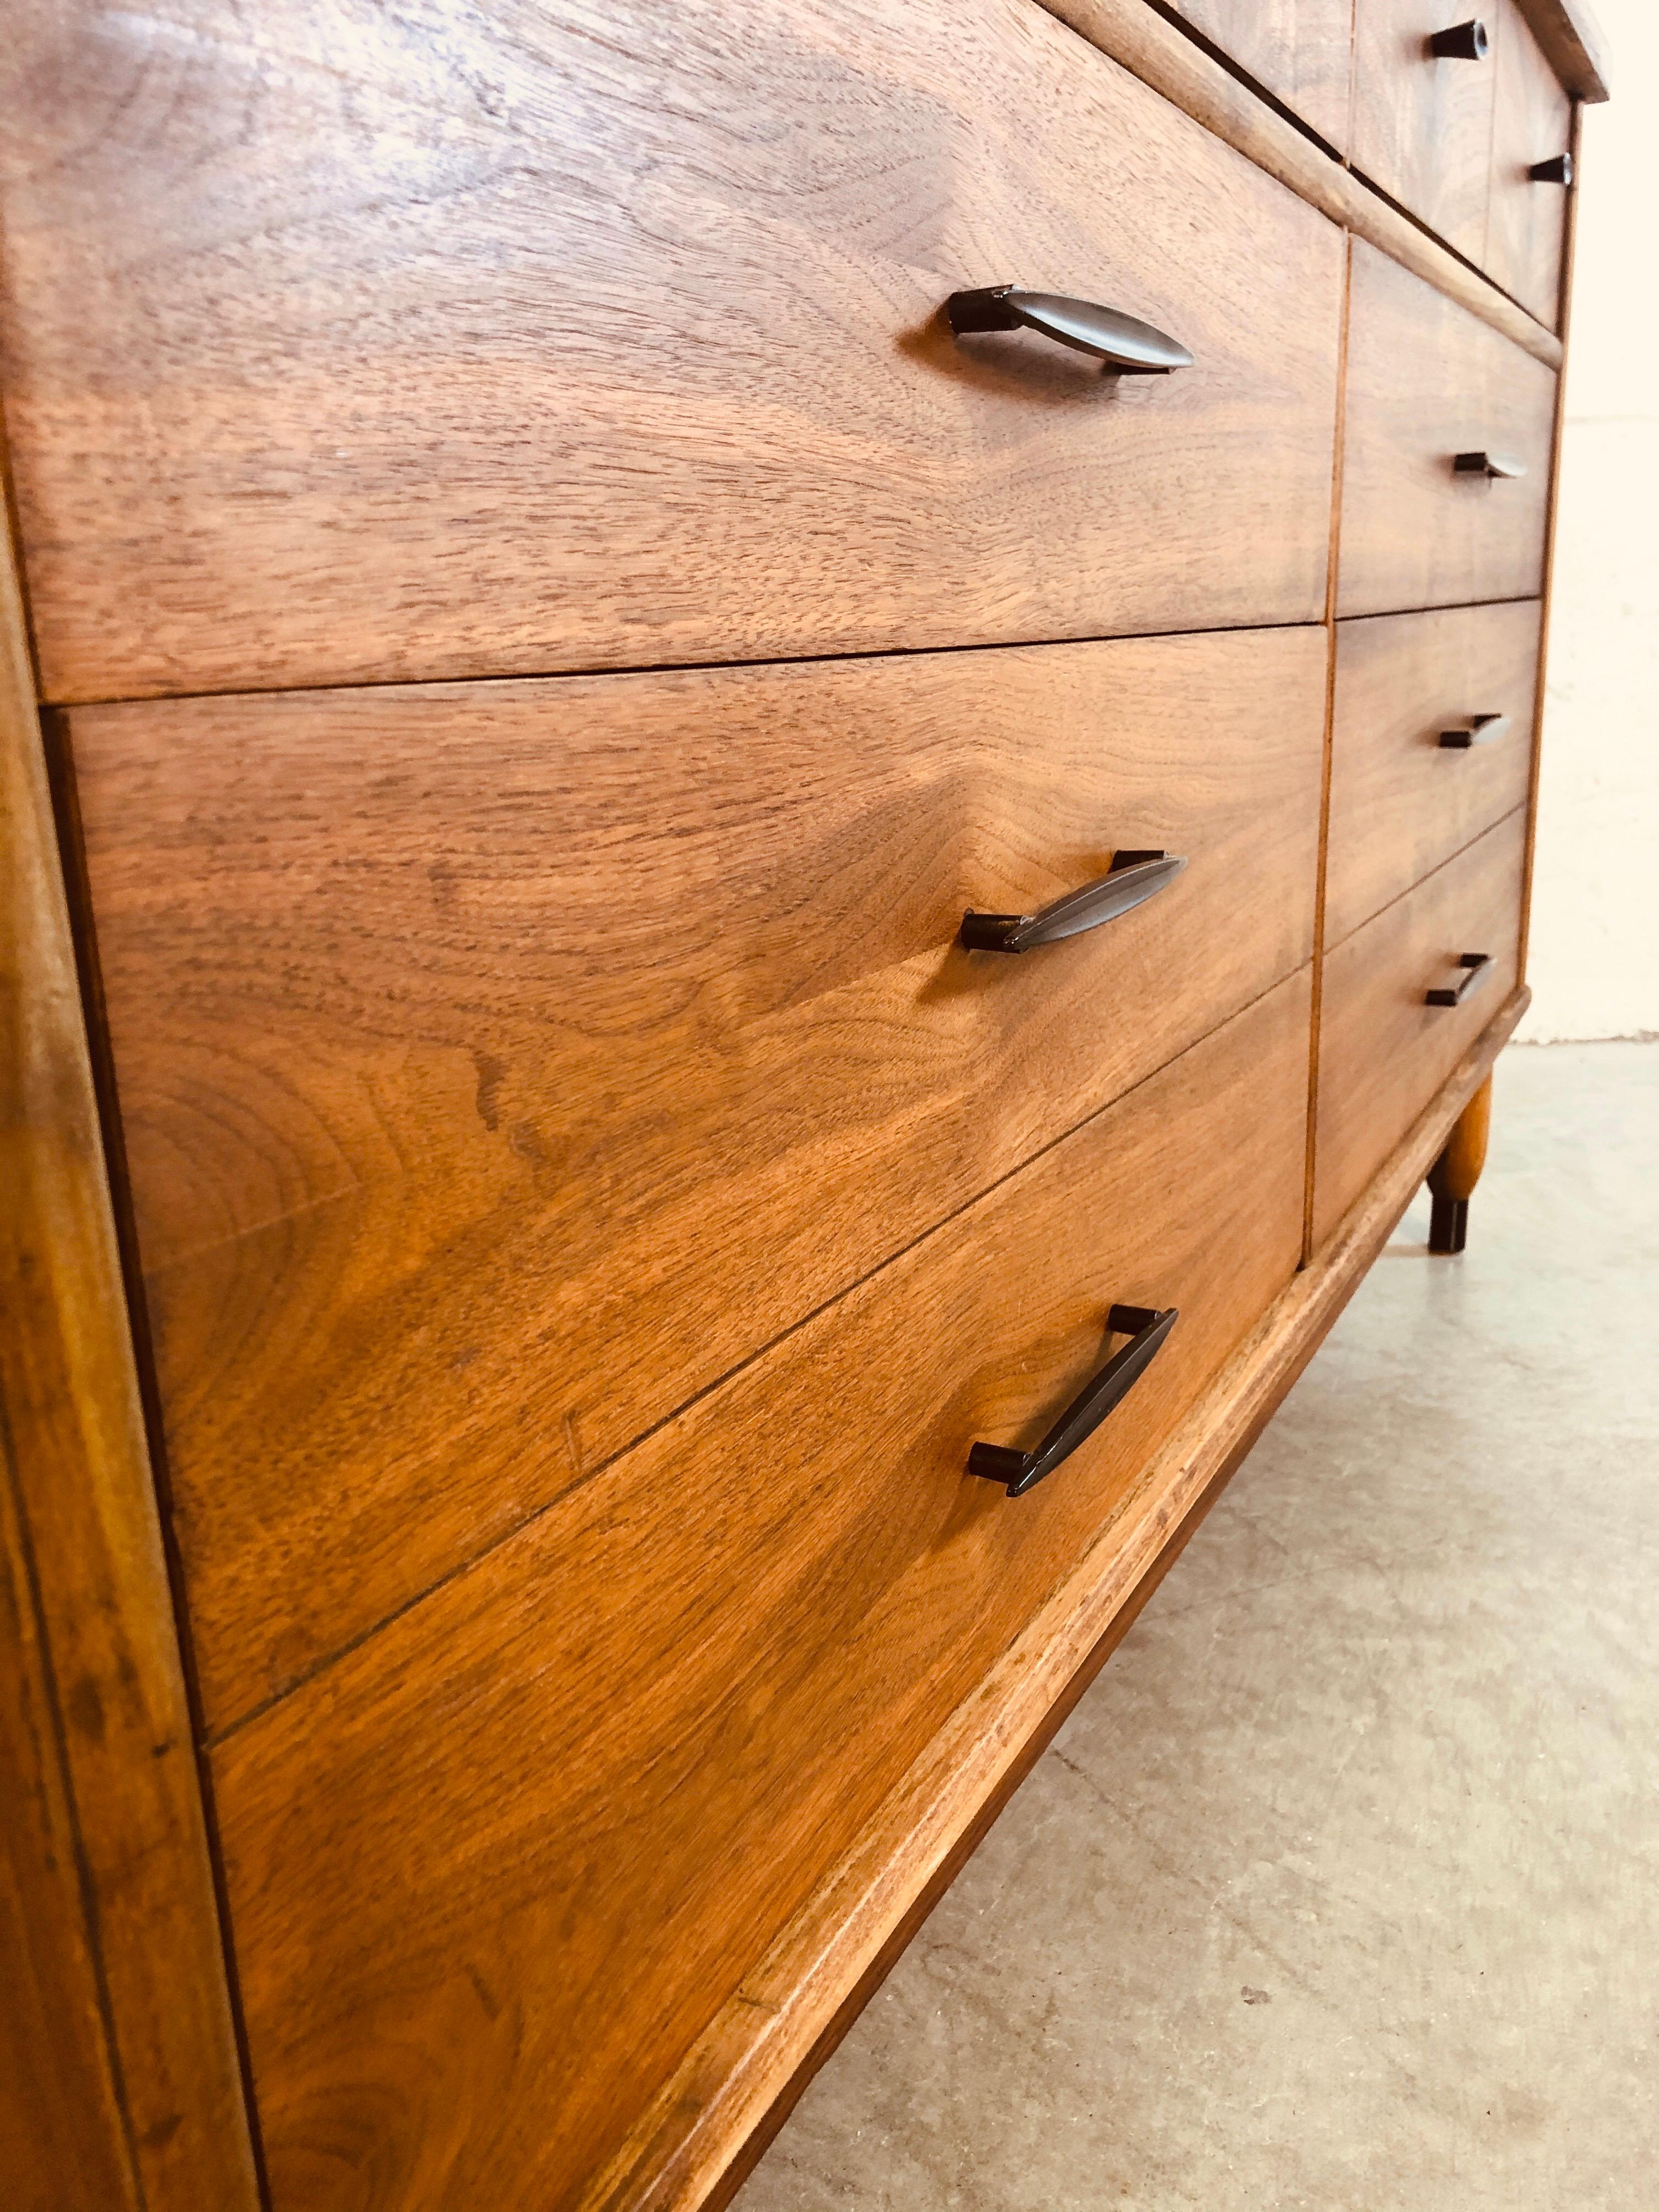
[1326,599,1541,947]
[1338,240,1556,618]
[1155,0,1355,146]
[1313,808,1526,1244]
[210,971,1312,2212]
[0,0,1342,706]
[1514,0,1609,100]
[0,466,257,2195]
[1486,0,1573,327]
[70,626,1326,1733]
[1351,0,1500,261]
[586,983,1530,2212]
[1037,0,1562,369]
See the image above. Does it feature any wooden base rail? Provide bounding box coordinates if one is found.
[1035,0,1564,372]
[586,984,1530,2212]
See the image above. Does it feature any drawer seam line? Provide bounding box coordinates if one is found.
[1334,592,1543,629]
[53,614,1337,717]
[201,953,1319,1754]
[1321,799,1530,960]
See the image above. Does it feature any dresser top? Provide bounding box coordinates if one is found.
[1520,0,1611,101]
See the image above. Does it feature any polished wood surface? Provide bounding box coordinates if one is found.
[0,496,257,2199]
[1157,0,1354,145]
[1,0,1342,706]
[1039,0,1562,368]
[1351,0,1500,261]
[591,982,1530,2212]
[1326,600,1541,948]
[1338,241,1556,618]
[71,627,1324,1731]
[1488,0,1573,326]
[2,0,1600,2197]
[1313,810,1527,1245]
[210,974,1311,2212]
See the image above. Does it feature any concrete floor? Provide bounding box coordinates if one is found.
[735,1043,1658,2211]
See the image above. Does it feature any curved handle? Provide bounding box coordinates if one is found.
[1426,952,1494,1008]
[960,850,1187,954]
[1429,20,1489,59]
[1530,153,1574,185]
[969,1304,1178,1499]
[947,286,1194,375]
[1439,713,1510,749]
[1455,450,1527,478]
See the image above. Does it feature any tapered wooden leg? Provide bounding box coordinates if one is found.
[1427,1073,1493,1254]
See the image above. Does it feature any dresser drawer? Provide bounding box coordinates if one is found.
[1352,0,1499,260]
[1338,241,1556,619]
[1485,0,1573,327]
[1158,0,1354,147]
[1313,810,1524,1244]
[1327,599,1540,947]
[208,971,1310,2212]
[3,0,1343,706]
[69,624,1326,1729]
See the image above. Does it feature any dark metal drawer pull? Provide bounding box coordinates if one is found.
[1430,20,1489,59]
[1530,153,1574,185]
[1439,713,1511,749]
[960,850,1186,954]
[946,286,1194,375]
[1426,952,1494,1007]
[1454,450,1526,478]
[970,1304,1178,1499]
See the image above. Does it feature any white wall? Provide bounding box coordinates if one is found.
[1519,0,1659,1042]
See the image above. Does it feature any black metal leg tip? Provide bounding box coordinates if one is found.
[1428,1196,1469,1255]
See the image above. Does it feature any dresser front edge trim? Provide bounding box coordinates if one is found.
[0,478,261,2208]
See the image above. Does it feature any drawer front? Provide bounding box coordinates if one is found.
[210,972,1311,2212]
[1313,809,1525,1245]
[69,625,1326,1730]
[1485,0,1573,328]
[3,0,1342,705]
[1338,241,1556,619]
[1352,0,1499,260]
[1161,0,1354,148]
[1327,599,1540,947]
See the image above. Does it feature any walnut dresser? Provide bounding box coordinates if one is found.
[0,3,1608,2208]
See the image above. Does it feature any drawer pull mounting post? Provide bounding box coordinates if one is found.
[1425,952,1494,1008]
[1454,450,1527,479]
[1530,153,1574,186]
[946,286,1193,375]
[1428,20,1489,59]
[1439,713,1510,749]
[961,849,1186,954]
[969,1303,1178,1499]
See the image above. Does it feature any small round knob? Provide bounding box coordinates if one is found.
[1530,153,1574,185]
[1430,20,1489,59]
